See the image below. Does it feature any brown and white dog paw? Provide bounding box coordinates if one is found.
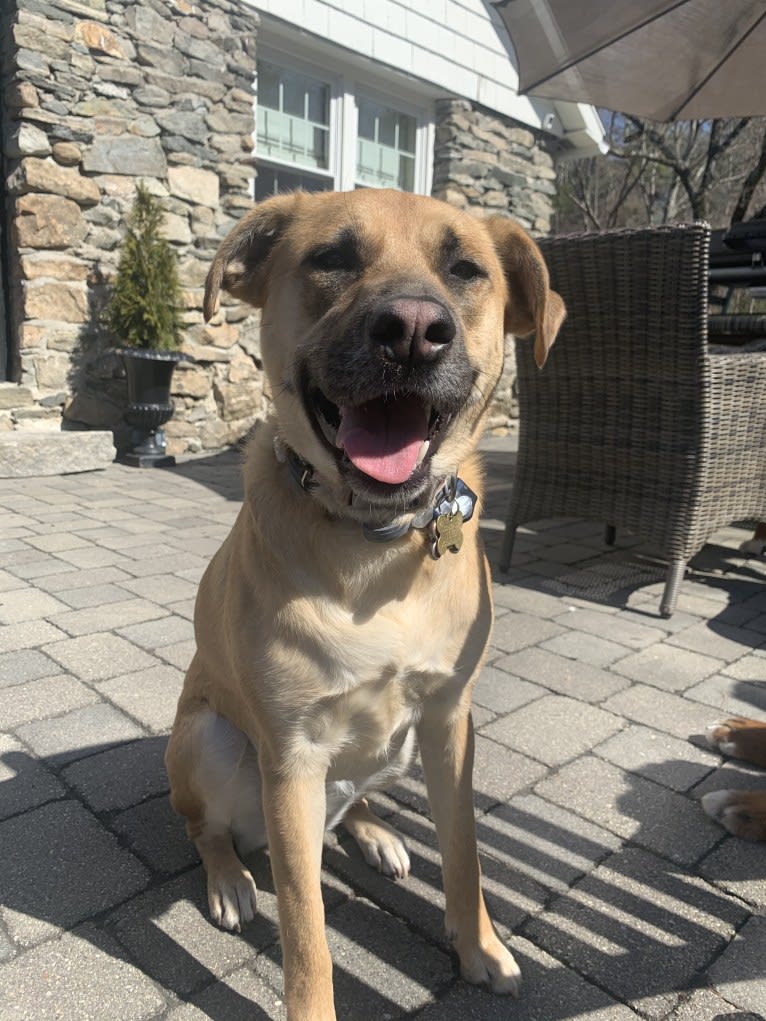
[701,789,766,842]
[705,717,766,769]
[706,720,744,757]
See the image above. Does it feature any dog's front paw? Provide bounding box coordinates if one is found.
[701,789,766,842]
[456,936,521,996]
[207,865,258,932]
[357,823,411,879]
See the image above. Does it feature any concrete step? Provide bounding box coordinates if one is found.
[0,429,116,478]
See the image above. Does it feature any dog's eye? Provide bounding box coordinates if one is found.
[450,259,486,281]
[307,246,358,273]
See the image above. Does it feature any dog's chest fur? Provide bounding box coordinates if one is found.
[273,586,477,781]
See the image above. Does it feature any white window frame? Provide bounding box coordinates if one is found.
[255,44,434,197]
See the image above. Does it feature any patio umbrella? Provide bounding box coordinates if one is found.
[494,0,766,121]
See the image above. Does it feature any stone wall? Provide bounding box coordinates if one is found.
[431,98,557,431]
[1,0,261,455]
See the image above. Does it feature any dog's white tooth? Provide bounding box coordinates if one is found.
[416,439,430,466]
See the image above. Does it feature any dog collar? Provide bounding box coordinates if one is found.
[274,438,476,559]
[363,474,477,559]
[283,442,319,493]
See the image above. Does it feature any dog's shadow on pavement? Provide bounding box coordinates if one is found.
[2,733,766,1018]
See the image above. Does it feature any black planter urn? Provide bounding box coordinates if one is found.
[118,349,182,468]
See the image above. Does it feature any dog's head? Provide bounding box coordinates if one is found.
[205,189,564,514]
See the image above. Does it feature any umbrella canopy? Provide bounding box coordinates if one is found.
[494,0,766,121]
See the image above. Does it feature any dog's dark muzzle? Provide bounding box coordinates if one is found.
[312,285,473,415]
[299,286,475,498]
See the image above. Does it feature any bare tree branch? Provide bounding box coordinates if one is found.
[556,113,766,232]
[731,127,766,222]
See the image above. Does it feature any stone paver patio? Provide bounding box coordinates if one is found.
[1,433,765,1020]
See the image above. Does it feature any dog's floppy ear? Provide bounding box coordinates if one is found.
[204,193,297,321]
[485,216,566,368]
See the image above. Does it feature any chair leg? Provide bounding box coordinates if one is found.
[605,524,616,546]
[500,522,518,572]
[660,559,686,618]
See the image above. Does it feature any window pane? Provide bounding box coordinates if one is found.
[398,114,416,154]
[256,61,330,170]
[398,153,415,191]
[311,126,328,167]
[290,119,310,158]
[356,98,417,191]
[380,146,398,182]
[358,104,376,142]
[307,80,329,124]
[282,71,307,119]
[258,63,280,111]
[255,163,333,200]
[356,138,379,184]
[378,109,397,149]
[257,108,286,158]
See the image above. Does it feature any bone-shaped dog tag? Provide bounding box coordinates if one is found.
[433,510,464,557]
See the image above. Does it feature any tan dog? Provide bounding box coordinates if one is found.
[165,188,565,1020]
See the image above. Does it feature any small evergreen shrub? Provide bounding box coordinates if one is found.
[106,182,184,351]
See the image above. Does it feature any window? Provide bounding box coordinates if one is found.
[254,53,432,200]
[256,60,333,195]
[356,97,416,191]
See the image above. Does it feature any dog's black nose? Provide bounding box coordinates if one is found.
[368,297,456,364]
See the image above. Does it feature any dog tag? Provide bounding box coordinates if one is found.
[433,509,464,557]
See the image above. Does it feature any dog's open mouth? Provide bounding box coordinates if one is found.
[308,386,447,487]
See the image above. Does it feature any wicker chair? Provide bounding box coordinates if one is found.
[500,223,766,617]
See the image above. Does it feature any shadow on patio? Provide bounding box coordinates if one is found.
[2,729,764,1018]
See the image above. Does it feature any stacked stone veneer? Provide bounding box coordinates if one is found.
[432,99,557,430]
[1,0,261,455]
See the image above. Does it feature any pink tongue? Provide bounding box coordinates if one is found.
[336,396,428,484]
